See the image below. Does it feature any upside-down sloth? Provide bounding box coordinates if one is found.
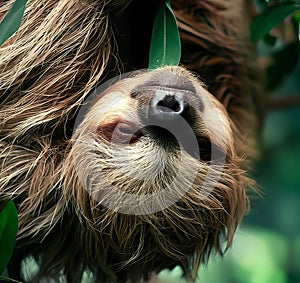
[0,0,264,282]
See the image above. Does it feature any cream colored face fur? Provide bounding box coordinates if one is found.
[68,66,235,214]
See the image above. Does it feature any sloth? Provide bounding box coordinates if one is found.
[0,0,263,282]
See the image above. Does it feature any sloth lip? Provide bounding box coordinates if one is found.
[97,120,143,144]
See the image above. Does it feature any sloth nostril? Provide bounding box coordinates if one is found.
[134,86,198,129]
[157,96,181,113]
[152,93,190,119]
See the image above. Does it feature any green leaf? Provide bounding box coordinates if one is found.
[250,1,300,42]
[148,0,181,69]
[0,0,28,46]
[0,200,18,275]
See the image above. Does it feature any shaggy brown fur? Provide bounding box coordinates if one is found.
[0,0,263,282]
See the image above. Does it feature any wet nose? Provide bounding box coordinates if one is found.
[150,89,190,121]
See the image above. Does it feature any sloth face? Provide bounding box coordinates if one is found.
[63,66,247,280]
[70,66,234,212]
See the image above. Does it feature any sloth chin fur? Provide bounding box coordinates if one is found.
[0,0,263,282]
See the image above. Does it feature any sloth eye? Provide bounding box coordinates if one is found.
[181,136,212,161]
[197,137,212,162]
[197,137,227,162]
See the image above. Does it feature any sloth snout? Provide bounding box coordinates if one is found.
[132,68,204,129]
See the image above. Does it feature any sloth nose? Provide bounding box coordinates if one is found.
[150,90,189,121]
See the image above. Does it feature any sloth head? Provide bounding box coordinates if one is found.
[62,66,250,282]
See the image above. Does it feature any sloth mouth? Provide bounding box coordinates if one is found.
[97,121,143,144]
[97,120,220,162]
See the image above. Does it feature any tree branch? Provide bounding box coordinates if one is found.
[267,95,300,109]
